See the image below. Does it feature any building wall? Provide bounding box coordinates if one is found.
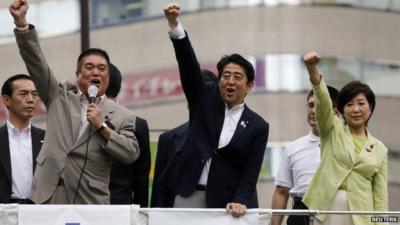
[1,5,399,209]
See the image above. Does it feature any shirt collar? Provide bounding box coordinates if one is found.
[225,102,245,113]
[307,131,320,142]
[79,90,105,105]
[6,120,31,135]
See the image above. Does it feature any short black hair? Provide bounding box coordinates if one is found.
[76,48,110,72]
[337,80,375,118]
[2,74,33,96]
[307,85,339,108]
[216,54,255,83]
[201,69,218,84]
[106,63,122,98]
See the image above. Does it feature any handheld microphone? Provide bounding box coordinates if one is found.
[73,84,98,204]
[88,85,98,104]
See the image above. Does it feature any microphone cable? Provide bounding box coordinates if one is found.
[72,124,93,204]
[73,85,98,204]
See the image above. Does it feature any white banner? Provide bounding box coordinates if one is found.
[19,205,131,225]
[148,209,262,225]
[0,204,18,225]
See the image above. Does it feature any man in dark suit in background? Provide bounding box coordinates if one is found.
[107,64,151,207]
[161,3,269,217]
[151,69,217,207]
[0,74,45,203]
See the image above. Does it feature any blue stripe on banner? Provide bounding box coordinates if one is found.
[65,223,80,225]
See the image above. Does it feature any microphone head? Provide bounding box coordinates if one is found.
[88,85,98,98]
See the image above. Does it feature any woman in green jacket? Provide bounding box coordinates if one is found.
[301,52,388,225]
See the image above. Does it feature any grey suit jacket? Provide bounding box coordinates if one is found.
[14,25,140,204]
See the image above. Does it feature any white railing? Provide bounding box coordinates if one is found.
[1,204,400,225]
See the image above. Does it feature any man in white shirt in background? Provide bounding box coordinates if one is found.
[0,74,45,204]
[271,86,339,225]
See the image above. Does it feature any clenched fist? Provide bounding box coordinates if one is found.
[303,51,322,85]
[303,51,321,67]
[163,3,180,28]
[9,0,29,24]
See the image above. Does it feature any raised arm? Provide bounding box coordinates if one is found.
[303,52,336,139]
[303,52,322,85]
[164,3,204,106]
[10,0,59,106]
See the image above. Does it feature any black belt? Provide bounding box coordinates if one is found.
[292,196,308,209]
[10,198,34,204]
[195,184,207,191]
[293,196,303,204]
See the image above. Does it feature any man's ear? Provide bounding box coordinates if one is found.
[247,81,254,91]
[2,95,11,108]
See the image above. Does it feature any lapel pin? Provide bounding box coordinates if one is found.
[240,121,246,128]
[366,144,373,152]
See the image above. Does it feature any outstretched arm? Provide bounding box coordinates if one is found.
[303,52,335,139]
[164,3,204,106]
[11,0,59,106]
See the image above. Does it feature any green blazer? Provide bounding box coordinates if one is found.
[302,79,388,225]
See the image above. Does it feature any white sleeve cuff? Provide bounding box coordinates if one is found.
[168,22,186,39]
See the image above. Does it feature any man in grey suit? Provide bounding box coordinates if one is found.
[9,0,140,204]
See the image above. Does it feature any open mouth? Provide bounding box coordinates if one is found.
[90,79,101,87]
[226,87,235,95]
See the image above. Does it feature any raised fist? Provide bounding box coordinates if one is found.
[9,0,29,21]
[303,52,321,67]
[163,3,181,28]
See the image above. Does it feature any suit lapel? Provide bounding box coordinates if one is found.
[343,124,356,164]
[70,98,115,150]
[354,133,378,165]
[0,125,12,182]
[228,105,252,146]
[31,126,42,169]
[215,100,226,147]
[69,90,83,144]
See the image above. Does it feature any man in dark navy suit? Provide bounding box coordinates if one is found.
[160,3,269,217]
[107,64,151,207]
[151,69,218,207]
[0,74,45,204]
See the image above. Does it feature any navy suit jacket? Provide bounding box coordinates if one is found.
[151,122,188,207]
[162,34,269,208]
[109,117,150,206]
[0,124,45,203]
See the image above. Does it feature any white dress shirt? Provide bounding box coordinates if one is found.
[168,22,186,39]
[198,103,245,185]
[274,132,320,197]
[7,120,33,199]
